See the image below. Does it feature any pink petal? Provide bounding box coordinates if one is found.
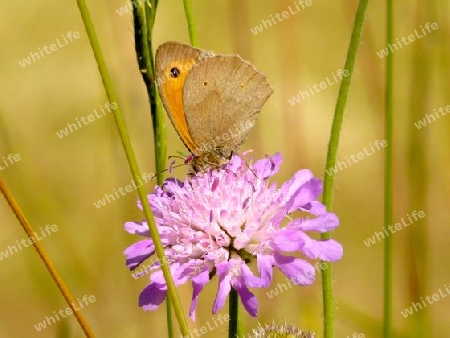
[189,268,210,320]
[212,263,232,314]
[139,282,167,310]
[273,252,315,285]
[287,213,339,233]
[124,221,150,236]
[232,278,258,317]
[301,238,343,262]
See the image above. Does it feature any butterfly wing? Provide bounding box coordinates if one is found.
[182,55,273,156]
[155,41,205,152]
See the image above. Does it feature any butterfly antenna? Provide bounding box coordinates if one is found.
[168,155,187,161]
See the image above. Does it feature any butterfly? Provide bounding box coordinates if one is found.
[155,41,273,173]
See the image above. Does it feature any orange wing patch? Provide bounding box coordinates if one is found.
[159,59,198,152]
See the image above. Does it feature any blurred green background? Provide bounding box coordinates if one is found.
[0,0,448,337]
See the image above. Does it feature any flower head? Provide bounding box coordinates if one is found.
[251,321,315,338]
[124,153,343,319]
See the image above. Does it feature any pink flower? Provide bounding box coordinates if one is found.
[124,153,343,319]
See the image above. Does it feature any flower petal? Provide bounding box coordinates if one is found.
[139,282,167,310]
[212,263,232,314]
[301,238,343,262]
[124,239,155,270]
[271,229,305,252]
[287,213,339,233]
[256,254,274,287]
[289,178,323,212]
[232,278,258,317]
[124,221,150,236]
[253,152,282,179]
[189,267,210,320]
[279,169,314,204]
[273,252,315,285]
[301,201,327,215]
[241,262,267,288]
[227,155,243,173]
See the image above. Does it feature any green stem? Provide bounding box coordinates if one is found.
[182,0,198,46]
[0,179,95,337]
[321,1,369,337]
[229,288,240,338]
[145,1,172,336]
[145,2,167,185]
[75,0,189,336]
[133,1,171,335]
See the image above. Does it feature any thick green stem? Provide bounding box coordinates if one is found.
[75,0,189,336]
[228,288,240,338]
[321,1,369,337]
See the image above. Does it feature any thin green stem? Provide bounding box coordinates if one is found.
[383,0,393,336]
[140,0,172,335]
[133,2,167,183]
[0,178,95,337]
[145,2,167,185]
[75,0,189,336]
[228,288,240,338]
[182,0,198,46]
[133,1,171,335]
[321,1,369,337]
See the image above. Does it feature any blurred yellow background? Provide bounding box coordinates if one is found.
[0,0,448,337]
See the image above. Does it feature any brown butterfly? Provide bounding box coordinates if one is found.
[155,41,273,173]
